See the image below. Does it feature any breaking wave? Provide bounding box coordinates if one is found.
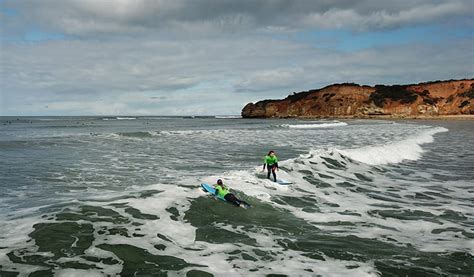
[102,117,137,120]
[280,122,348,129]
[338,127,448,165]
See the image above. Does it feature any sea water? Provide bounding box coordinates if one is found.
[0,116,472,276]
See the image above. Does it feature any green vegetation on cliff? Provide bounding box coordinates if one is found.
[369,85,418,107]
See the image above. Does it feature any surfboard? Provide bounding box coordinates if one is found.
[257,172,292,185]
[201,183,226,201]
[274,179,292,185]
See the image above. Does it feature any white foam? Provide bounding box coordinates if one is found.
[281,122,348,129]
[55,269,105,277]
[215,115,242,119]
[0,214,50,275]
[122,185,196,246]
[90,180,376,276]
[339,127,448,165]
[269,136,474,254]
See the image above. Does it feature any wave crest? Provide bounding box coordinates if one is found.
[338,127,448,165]
[281,122,348,129]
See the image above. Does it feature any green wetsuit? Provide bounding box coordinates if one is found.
[264,155,279,181]
[214,184,230,198]
[214,184,250,207]
[264,155,278,166]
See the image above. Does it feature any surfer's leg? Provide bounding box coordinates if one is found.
[224,194,240,207]
[272,167,277,182]
[266,166,271,179]
[239,200,250,207]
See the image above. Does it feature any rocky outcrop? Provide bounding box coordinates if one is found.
[241,79,474,118]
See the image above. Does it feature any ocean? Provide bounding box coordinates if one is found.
[0,116,473,276]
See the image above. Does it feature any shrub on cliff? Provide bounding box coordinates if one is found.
[459,100,470,108]
[419,90,430,97]
[286,89,319,102]
[460,84,474,99]
[423,98,439,105]
[369,85,418,107]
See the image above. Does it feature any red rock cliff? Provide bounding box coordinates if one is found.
[241,79,474,118]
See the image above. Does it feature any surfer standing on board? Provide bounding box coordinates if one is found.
[263,150,279,182]
[214,179,250,208]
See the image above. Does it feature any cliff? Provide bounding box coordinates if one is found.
[241,79,474,118]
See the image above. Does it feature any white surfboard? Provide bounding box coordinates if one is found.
[274,179,292,185]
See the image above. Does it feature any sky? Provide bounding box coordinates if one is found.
[1,0,473,116]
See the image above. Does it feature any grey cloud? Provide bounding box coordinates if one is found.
[1,1,473,116]
[235,67,306,92]
[1,39,203,95]
[2,33,472,115]
[4,0,473,36]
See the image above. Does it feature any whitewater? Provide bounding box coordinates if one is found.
[0,116,472,276]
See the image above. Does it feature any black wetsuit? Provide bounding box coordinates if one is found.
[267,163,278,182]
[215,185,250,207]
[224,193,250,207]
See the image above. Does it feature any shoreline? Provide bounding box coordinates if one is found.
[242,115,474,120]
[397,115,474,121]
[354,115,474,121]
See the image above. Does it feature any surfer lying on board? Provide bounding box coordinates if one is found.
[214,179,250,208]
[263,150,279,182]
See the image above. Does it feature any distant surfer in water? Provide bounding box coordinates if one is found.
[214,179,250,208]
[263,150,279,182]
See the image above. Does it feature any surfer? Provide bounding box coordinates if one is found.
[263,150,279,182]
[214,179,250,208]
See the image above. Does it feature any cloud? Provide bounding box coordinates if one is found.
[1,1,473,116]
[1,39,203,95]
[302,1,471,30]
[2,32,472,115]
[3,0,473,36]
[235,68,306,92]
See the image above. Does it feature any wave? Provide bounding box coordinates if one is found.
[338,127,448,165]
[280,122,348,129]
[140,116,183,120]
[116,131,160,138]
[215,115,242,119]
[217,125,463,255]
[182,116,216,119]
[2,123,466,276]
[102,117,137,121]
